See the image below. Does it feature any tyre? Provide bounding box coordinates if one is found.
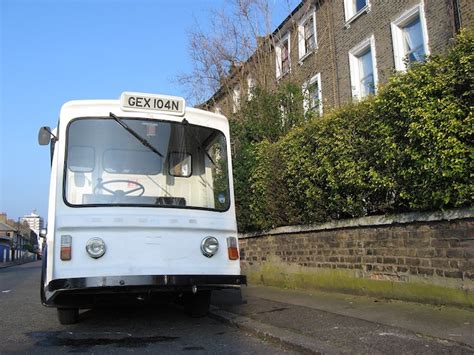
[39,247,47,306]
[40,279,46,305]
[184,291,211,317]
[57,308,79,325]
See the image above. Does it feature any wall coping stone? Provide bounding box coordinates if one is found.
[239,208,474,239]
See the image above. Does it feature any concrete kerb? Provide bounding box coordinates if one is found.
[208,306,335,354]
[210,285,474,353]
[0,259,36,269]
[0,261,21,269]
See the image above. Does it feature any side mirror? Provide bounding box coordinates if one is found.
[38,126,52,145]
[39,228,47,238]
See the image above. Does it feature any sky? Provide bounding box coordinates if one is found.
[0,0,298,222]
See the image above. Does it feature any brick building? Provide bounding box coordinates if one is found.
[0,213,31,262]
[205,0,473,116]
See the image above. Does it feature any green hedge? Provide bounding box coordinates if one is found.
[232,31,473,232]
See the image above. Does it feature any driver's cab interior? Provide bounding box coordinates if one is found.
[64,117,229,210]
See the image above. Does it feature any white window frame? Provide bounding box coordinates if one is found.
[247,75,256,100]
[302,73,323,116]
[275,32,291,79]
[344,0,371,27]
[391,3,430,72]
[298,9,317,62]
[348,35,378,100]
[232,85,241,113]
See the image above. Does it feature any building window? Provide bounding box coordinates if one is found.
[302,73,322,116]
[232,85,241,113]
[349,35,377,99]
[275,33,291,78]
[344,0,370,24]
[247,75,256,100]
[298,10,317,60]
[391,4,429,71]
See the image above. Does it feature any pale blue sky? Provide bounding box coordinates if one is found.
[0,0,297,221]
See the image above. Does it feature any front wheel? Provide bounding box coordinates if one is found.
[183,291,211,318]
[57,308,79,325]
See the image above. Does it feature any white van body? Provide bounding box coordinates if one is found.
[40,93,245,324]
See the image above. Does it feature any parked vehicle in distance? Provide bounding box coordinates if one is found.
[39,92,246,324]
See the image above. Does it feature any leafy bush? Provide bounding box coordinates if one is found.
[232,141,259,231]
[232,31,473,232]
[231,82,307,230]
[373,31,473,210]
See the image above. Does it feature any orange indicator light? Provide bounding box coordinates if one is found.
[227,237,239,260]
[60,235,72,261]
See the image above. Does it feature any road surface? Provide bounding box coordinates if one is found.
[0,262,292,353]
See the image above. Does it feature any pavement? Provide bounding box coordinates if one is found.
[211,285,474,354]
[0,259,38,269]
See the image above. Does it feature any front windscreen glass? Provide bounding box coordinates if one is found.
[65,117,230,211]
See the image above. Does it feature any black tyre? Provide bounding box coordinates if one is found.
[40,278,46,305]
[39,247,47,306]
[184,291,211,317]
[57,308,79,325]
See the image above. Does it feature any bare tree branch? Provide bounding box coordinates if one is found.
[177,0,282,106]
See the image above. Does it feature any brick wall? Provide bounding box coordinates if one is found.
[459,0,474,30]
[277,0,340,110]
[239,210,474,285]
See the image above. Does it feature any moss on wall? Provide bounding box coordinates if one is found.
[244,262,474,308]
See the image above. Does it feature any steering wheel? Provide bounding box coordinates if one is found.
[94,179,145,197]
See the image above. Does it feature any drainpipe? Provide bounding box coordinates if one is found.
[452,0,461,33]
[327,0,341,108]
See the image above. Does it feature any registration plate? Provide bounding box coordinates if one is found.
[120,92,185,116]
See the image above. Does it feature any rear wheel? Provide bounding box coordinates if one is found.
[57,308,79,325]
[183,291,211,317]
[40,268,46,305]
[39,246,47,306]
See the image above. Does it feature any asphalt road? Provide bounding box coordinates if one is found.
[0,262,292,354]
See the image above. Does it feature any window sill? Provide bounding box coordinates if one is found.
[276,69,291,81]
[344,4,371,29]
[298,49,317,65]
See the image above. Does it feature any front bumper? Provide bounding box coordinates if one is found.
[44,274,246,307]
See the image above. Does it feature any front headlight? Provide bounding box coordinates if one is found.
[86,237,106,259]
[201,236,219,258]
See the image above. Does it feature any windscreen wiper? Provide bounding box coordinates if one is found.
[110,112,164,158]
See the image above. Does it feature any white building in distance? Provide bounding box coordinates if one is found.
[21,210,44,241]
